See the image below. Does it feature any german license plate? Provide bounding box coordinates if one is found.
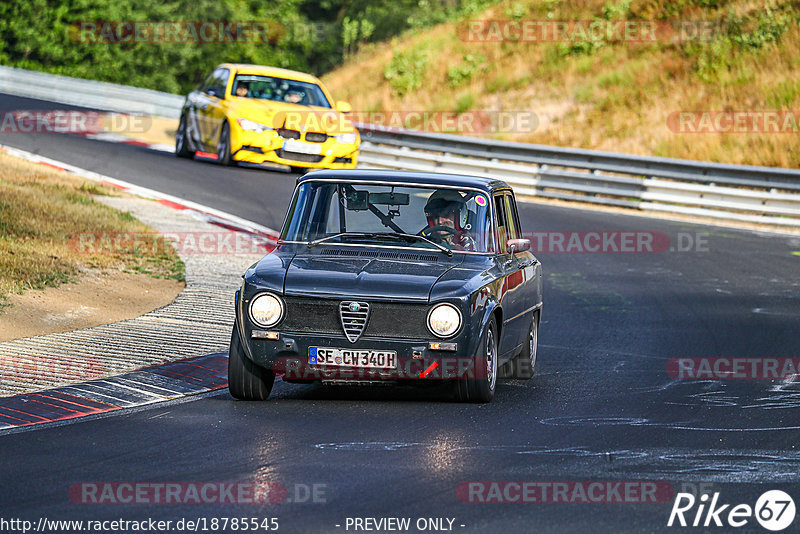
[283,139,321,155]
[309,347,397,369]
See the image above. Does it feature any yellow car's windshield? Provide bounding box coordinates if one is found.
[232,74,331,108]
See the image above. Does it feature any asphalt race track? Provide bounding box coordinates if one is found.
[1,93,800,533]
[0,94,296,231]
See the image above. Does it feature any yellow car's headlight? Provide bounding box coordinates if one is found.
[335,132,357,145]
[427,303,462,338]
[249,293,284,327]
[237,118,271,133]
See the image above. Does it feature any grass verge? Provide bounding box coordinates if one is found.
[0,151,184,312]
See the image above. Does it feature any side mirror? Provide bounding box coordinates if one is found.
[507,238,530,254]
[336,100,352,114]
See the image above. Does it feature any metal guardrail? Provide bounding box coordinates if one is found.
[1,66,798,226]
[356,124,800,227]
[0,65,185,118]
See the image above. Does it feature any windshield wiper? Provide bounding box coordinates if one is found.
[307,232,376,248]
[307,232,453,256]
[368,232,453,257]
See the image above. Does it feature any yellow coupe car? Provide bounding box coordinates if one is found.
[175,64,359,171]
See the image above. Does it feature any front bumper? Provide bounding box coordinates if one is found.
[244,331,481,382]
[231,130,359,169]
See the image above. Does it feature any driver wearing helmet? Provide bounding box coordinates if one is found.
[422,190,476,251]
[285,86,305,104]
[235,82,250,97]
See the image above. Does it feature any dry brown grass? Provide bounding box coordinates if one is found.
[0,151,184,309]
[323,0,800,167]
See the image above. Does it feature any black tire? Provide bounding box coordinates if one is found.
[508,314,538,379]
[175,114,193,158]
[217,121,233,166]
[455,316,498,403]
[228,325,274,400]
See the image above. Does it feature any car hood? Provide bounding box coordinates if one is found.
[283,253,464,301]
[229,99,356,134]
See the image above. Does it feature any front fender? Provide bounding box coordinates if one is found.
[215,116,230,148]
[233,288,257,363]
[464,292,501,359]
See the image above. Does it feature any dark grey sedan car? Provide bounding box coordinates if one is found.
[229,170,543,402]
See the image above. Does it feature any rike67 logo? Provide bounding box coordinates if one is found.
[668,490,796,531]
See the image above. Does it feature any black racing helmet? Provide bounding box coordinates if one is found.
[286,84,306,103]
[425,189,468,230]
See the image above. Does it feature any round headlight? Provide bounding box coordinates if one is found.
[427,303,462,338]
[249,293,284,327]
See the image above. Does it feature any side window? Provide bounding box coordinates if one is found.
[484,207,495,252]
[494,194,507,254]
[504,194,520,241]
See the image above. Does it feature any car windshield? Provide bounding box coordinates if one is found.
[281,182,494,253]
[232,74,331,108]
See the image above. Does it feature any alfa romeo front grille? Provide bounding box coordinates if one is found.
[339,301,370,343]
[280,297,429,339]
[339,300,369,343]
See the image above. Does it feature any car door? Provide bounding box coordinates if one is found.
[493,191,526,359]
[505,193,538,341]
